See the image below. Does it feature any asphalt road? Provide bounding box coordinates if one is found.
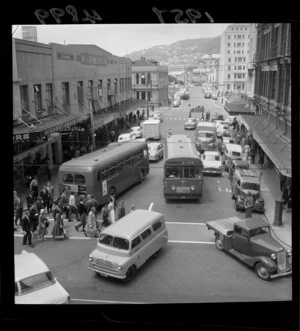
[14,86,292,304]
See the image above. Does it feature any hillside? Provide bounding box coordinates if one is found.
[125,36,221,62]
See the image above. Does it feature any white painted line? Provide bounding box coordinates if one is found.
[166,222,206,225]
[168,240,215,244]
[14,234,95,240]
[71,298,146,304]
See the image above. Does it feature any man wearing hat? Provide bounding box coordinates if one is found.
[117,200,126,221]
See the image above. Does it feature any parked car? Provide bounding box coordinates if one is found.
[148,142,164,161]
[224,115,237,126]
[212,93,218,100]
[231,168,264,212]
[211,114,224,122]
[204,91,212,99]
[192,105,205,113]
[201,150,223,176]
[206,217,292,281]
[173,100,181,107]
[15,251,71,304]
[130,126,143,138]
[184,118,197,130]
[118,132,135,142]
[216,123,230,138]
[152,113,163,122]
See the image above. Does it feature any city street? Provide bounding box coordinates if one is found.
[14,86,292,304]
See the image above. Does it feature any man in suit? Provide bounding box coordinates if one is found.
[22,211,34,247]
[26,191,35,210]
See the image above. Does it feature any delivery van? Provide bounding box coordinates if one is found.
[142,119,161,140]
[88,209,168,282]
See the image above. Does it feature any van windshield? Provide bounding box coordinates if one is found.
[197,132,214,138]
[99,234,129,250]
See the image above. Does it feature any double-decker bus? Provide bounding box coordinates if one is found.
[163,135,204,201]
[58,140,149,206]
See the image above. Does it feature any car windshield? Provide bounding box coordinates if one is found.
[250,226,270,237]
[99,234,129,250]
[131,128,140,132]
[197,132,214,138]
[205,155,220,161]
[241,182,260,191]
[17,271,55,296]
[148,145,157,151]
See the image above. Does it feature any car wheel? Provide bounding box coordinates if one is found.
[123,265,136,283]
[152,248,162,258]
[255,262,271,281]
[215,235,224,251]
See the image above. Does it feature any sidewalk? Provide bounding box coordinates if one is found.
[248,160,292,249]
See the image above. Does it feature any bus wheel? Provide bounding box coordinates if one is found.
[138,171,144,183]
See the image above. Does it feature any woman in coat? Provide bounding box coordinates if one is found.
[38,209,48,241]
[244,191,254,218]
[108,197,116,224]
[86,206,98,237]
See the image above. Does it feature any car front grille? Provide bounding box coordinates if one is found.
[277,251,287,271]
[96,258,113,269]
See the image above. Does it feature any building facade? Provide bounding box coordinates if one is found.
[13,37,134,187]
[245,24,257,105]
[132,57,169,108]
[219,24,250,94]
[239,23,291,178]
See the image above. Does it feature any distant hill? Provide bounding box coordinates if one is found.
[125,36,221,62]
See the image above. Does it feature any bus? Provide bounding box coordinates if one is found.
[163,135,204,201]
[58,140,149,206]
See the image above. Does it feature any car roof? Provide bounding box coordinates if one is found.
[15,252,50,281]
[148,142,161,147]
[101,209,163,239]
[225,143,242,151]
[204,151,219,155]
[235,218,268,230]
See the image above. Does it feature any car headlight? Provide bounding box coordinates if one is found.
[287,250,292,256]
[191,185,195,190]
[171,185,176,191]
[271,253,276,260]
[117,265,122,270]
[88,257,93,262]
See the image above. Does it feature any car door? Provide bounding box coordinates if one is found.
[158,144,163,159]
[232,226,251,255]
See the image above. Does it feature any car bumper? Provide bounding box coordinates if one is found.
[149,155,159,161]
[270,269,292,279]
[88,265,125,279]
[203,168,222,175]
[184,126,196,130]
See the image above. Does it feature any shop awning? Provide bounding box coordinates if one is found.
[239,115,291,177]
[13,113,90,141]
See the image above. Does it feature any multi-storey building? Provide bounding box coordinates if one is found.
[13,37,135,187]
[239,23,291,178]
[132,57,169,108]
[219,24,250,94]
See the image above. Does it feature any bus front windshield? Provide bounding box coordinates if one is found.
[165,165,201,179]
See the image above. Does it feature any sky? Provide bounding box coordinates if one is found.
[12,24,231,57]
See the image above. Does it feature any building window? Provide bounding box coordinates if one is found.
[107,79,111,90]
[88,80,94,99]
[147,73,151,85]
[227,84,230,89]
[62,82,70,105]
[228,35,231,39]
[46,83,53,110]
[227,74,231,79]
[228,57,231,62]
[227,43,231,47]
[227,50,230,54]
[114,78,118,93]
[97,80,102,98]
[77,81,84,104]
[20,85,29,114]
[141,74,146,85]
[34,84,42,111]
[228,66,231,70]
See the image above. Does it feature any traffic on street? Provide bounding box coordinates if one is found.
[14,85,292,304]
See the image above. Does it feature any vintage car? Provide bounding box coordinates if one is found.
[152,112,163,122]
[118,132,135,143]
[148,142,164,161]
[216,123,230,138]
[231,168,264,212]
[224,115,237,126]
[206,217,292,280]
[211,114,224,122]
[204,91,212,98]
[212,93,218,100]
[173,100,181,107]
[191,105,205,113]
[15,251,71,304]
[184,118,198,130]
[130,126,143,138]
[228,159,250,173]
[201,150,223,176]
[222,136,236,145]
[223,143,243,171]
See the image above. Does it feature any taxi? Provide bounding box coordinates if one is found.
[148,142,164,161]
[130,126,143,138]
[118,132,135,142]
[201,150,223,176]
[15,251,70,304]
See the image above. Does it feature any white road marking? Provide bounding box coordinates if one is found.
[71,298,146,304]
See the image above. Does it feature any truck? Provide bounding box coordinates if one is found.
[142,119,161,140]
[206,216,292,281]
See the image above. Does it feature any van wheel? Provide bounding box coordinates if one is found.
[255,263,271,281]
[215,235,224,251]
[138,171,144,183]
[152,248,162,258]
[123,266,136,283]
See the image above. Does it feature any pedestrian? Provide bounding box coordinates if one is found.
[74,146,80,158]
[60,189,70,220]
[44,157,51,180]
[250,146,256,165]
[51,208,67,240]
[14,191,23,226]
[110,129,116,142]
[259,151,264,168]
[21,211,34,247]
[90,195,99,216]
[29,204,39,237]
[40,185,50,213]
[80,145,86,156]
[244,191,254,218]
[38,209,48,241]
[168,128,172,136]
[46,182,54,212]
[35,197,44,214]
[100,203,110,230]
[29,175,39,198]
[137,109,140,119]
[130,204,136,213]
[286,186,292,213]
[108,197,116,224]
[52,199,61,219]
[86,206,98,237]
[68,191,79,222]
[282,184,289,209]
[117,200,126,221]
[75,198,88,235]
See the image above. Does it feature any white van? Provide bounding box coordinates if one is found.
[223,143,243,170]
[88,209,168,282]
[142,119,161,140]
